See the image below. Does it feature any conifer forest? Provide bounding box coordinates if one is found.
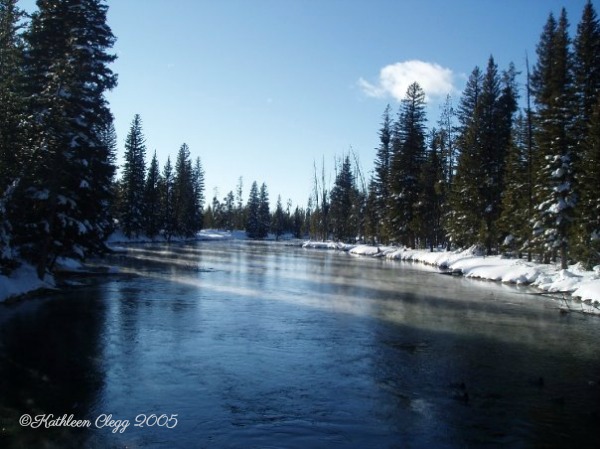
[1,0,600,281]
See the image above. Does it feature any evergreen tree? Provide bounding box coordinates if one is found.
[160,156,174,241]
[258,182,270,239]
[573,1,600,264]
[530,9,577,267]
[329,155,359,242]
[0,0,26,270]
[120,114,147,237]
[372,105,392,242]
[0,0,26,190]
[173,143,197,237]
[447,67,484,249]
[417,130,445,250]
[192,156,205,231]
[272,195,285,240]
[246,181,260,238]
[388,82,427,247]
[577,95,600,267]
[143,151,161,238]
[497,113,531,256]
[18,0,117,278]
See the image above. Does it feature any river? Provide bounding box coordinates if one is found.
[1,240,599,448]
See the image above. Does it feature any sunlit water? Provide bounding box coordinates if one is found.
[1,241,599,448]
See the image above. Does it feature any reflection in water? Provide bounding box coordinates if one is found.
[1,240,599,448]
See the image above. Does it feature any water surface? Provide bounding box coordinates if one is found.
[1,241,599,448]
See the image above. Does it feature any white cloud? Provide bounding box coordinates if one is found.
[359,60,456,102]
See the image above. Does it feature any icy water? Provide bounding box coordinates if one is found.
[1,241,600,449]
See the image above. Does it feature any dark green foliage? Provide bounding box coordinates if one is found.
[371,105,393,242]
[258,183,270,239]
[388,82,427,247]
[120,114,146,237]
[160,156,175,241]
[245,181,260,238]
[16,0,117,278]
[530,9,577,267]
[329,155,359,242]
[143,151,161,238]
[272,195,285,240]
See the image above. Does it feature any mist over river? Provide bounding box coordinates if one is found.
[1,240,599,448]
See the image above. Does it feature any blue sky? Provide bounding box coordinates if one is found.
[19,0,595,208]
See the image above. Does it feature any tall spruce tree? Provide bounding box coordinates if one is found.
[173,143,197,237]
[573,0,600,264]
[120,114,146,238]
[246,181,260,238]
[447,67,484,249]
[192,156,205,232]
[18,0,117,278]
[388,82,427,247]
[160,156,174,241]
[258,182,270,239]
[0,0,26,270]
[530,9,577,267]
[329,155,359,242]
[143,151,161,238]
[372,105,392,242]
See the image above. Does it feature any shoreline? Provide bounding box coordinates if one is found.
[303,241,600,313]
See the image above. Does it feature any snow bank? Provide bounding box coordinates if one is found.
[0,264,55,303]
[338,243,600,309]
[302,241,355,251]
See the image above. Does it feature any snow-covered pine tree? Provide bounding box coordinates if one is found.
[143,151,161,238]
[245,181,260,238]
[258,182,270,239]
[0,0,26,271]
[17,0,117,278]
[121,114,147,238]
[388,82,427,247]
[530,9,577,268]
[447,66,484,249]
[573,0,600,265]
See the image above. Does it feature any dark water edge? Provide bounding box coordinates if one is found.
[1,241,600,449]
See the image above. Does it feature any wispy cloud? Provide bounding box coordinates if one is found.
[359,60,456,102]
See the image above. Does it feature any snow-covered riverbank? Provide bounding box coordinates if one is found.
[304,241,600,312]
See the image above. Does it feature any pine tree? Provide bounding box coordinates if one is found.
[573,1,600,264]
[17,0,117,278]
[0,0,26,190]
[0,0,26,271]
[120,114,147,237]
[372,105,392,242]
[160,156,174,241]
[329,155,359,242]
[447,66,484,249]
[577,95,600,267]
[173,143,196,237]
[143,151,161,238]
[258,182,270,239]
[192,156,205,232]
[530,9,577,268]
[246,181,260,238]
[272,195,285,240]
[388,82,427,247]
[497,113,531,256]
[417,130,445,250]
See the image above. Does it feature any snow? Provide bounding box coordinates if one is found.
[339,243,600,311]
[0,264,55,303]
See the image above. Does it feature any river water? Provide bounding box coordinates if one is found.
[1,241,599,448]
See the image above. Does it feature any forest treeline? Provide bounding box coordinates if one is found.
[307,2,600,270]
[1,0,600,281]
